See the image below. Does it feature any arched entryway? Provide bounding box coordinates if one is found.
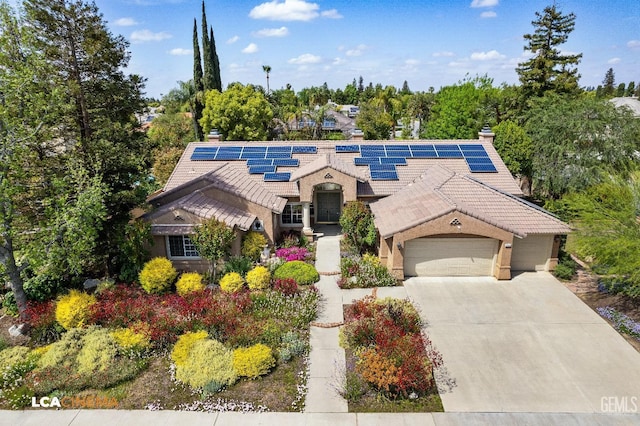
[314,183,342,224]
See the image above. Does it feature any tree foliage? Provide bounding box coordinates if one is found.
[493,120,533,194]
[200,83,273,141]
[339,202,377,254]
[356,101,393,140]
[525,94,640,199]
[516,4,582,98]
[191,218,236,282]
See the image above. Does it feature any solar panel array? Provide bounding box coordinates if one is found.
[190,145,316,182]
[335,143,497,180]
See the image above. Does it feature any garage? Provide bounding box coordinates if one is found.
[510,235,554,271]
[404,237,499,277]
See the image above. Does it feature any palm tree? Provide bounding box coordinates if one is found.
[262,65,271,94]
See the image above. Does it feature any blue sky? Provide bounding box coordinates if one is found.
[91,0,639,99]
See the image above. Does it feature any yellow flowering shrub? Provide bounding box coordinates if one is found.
[219,272,244,293]
[0,346,31,370]
[76,327,118,375]
[241,231,267,261]
[30,344,53,359]
[176,272,205,296]
[175,338,237,389]
[171,331,208,367]
[232,343,275,378]
[37,328,88,369]
[355,347,398,392]
[139,257,178,294]
[55,290,97,330]
[111,327,151,352]
[246,266,271,290]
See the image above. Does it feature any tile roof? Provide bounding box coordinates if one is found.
[147,190,257,231]
[290,153,368,181]
[162,139,523,199]
[370,165,571,239]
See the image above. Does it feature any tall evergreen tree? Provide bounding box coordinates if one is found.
[516,4,582,98]
[201,1,215,91]
[602,67,615,97]
[192,18,204,140]
[210,27,222,91]
[626,82,636,97]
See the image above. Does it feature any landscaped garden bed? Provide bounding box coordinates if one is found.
[0,251,320,411]
[337,295,444,412]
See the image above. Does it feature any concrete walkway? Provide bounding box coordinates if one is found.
[305,227,348,413]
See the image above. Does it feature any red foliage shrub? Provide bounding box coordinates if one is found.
[25,300,57,329]
[273,278,299,296]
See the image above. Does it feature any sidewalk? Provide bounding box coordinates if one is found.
[305,227,348,413]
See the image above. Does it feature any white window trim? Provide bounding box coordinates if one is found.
[165,235,201,260]
[280,202,310,227]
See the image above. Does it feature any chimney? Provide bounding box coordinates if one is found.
[351,128,364,141]
[207,129,221,142]
[478,124,495,144]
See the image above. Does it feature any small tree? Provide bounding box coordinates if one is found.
[191,218,235,283]
[339,201,377,254]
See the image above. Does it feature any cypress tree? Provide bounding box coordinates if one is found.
[602,68,615,97]
[210,27,222,91]
[201,1,214,91]
[192,18,204,140]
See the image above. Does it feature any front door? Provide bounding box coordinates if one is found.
[316,192,341,223]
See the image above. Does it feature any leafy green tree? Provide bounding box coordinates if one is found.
[602,68,615,97]
[339,202,377,254]
[355,100,393,140]
[493,120,533,195]
[526,94,640,199]
[191,218,236,283]
[516,4,582,98]
[152,147,184,186]
[559,175,640,298]
[200,83,273,140]
[148,113,195,150]
[24,0,153,276]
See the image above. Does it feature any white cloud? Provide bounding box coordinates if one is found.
[253,26,289,37]
[433,51,455,57]
[249,0,320,22]
[333,57,346,65]
[288,53,321,64]
[130,29,172,43]
[242,43,259,53]
[114,17,138,27]
[321,9,343,19]
[628,40,640,50]
[227,35,240,44]
[405,59,420,66]
[169,48,192,56]
[346,44,368,57]
[607,57,621,64]
[470,0,499,7]
[480,11,497,18]
[470,50,505,60]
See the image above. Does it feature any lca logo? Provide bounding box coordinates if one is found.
[31,395,118,409]
[32,396,62,408]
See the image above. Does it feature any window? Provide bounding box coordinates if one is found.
[281,203,304,225]
[167,235,200,258]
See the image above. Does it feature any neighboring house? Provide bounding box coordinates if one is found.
[610,97,640,118]
[287,109,357,138]
[143,129,570,280]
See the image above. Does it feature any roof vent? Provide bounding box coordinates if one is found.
[450,218,462,226]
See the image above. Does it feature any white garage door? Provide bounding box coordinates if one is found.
[404,237,498,277]
[511,235,553,271]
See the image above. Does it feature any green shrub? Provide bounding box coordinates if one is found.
[339,253,396,288]
[232,343,275,378]
[76,328,118,375]
[553,262,575,280]
[55,290,97,330]
[37,328,88,370]
[246,266,271,290]
[0,346,31,371]
[223,256,254,277]
[171,331,209,367]
[273,261,319,285]
[138,257,178,294]
[278,331,307,363]
[339,201,377,254]
[175,338,237,389]
[219,272,245,293]
[241,231,267,262]
[176,272,205,296]
[1,292,18,317]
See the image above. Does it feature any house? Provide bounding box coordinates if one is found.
[144,129,570,280]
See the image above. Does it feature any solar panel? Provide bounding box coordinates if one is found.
[380,157,407,165]
[248,165,277,174]
[360,146,386,157]
[215,146,243,160]
[468,163,497,173]
[369,164,398,172]
[410,150,438,158]
[193,147,219,153]
[241,151,267,159]
[292,146,317,154]
[246,159,274,166]
[409,144,435,151]
[370,170,399,181]
[465,157,494,166]
[265,152,292,159]
[459,144,486,152]
[264,172,291,182]
[242,146,267,153]
[335,145,360,153]
[190,154,215,161]
[354,157,381,165]
[267,146,291,153]
[435,144,464,158]
[435,144,460,151]
[273,158,299,167]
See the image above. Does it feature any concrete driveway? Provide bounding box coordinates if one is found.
[404,272,640,413]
